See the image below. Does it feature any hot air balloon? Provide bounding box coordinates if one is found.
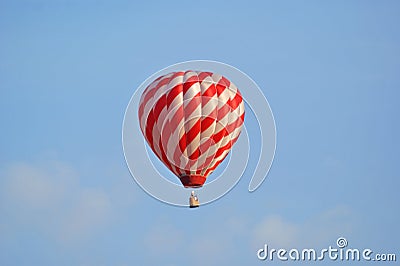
[138,71,245,207]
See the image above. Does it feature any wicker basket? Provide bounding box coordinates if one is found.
[189,196,200,208]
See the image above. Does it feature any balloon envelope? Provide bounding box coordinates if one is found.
[138,71,245,188]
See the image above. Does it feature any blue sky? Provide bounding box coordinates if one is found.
[1,1,399,265]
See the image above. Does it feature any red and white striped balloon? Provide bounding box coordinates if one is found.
[138,71,245,188]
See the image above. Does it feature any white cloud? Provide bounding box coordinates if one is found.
[143,222,184,253]
[0,159,135,246]
[253,215,299,248]
[225,216,248,235]
[140,212,250,266]
[190,231,234,266]
[58,188,112,244]
[302,205,354,247]
[2,161,77,211]
[253,206,354,249]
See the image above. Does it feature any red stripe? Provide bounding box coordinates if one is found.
[138,87,157,120]
[203,154,227,177]
[140,75,170,109]
[216,83,226,96]
[201,116,216,133]
[183,93,201,117]
[211,127,228,144]
[167,85,183,109]
[225,115,245,134]
[158,135,176,175]
[184,73,199,83]
[183,80,198,95]
[152,94,167,122]
[183,118,201,159]
[215,138,232,159]
[195,138,216,174]
[220,76,230,87]
[200,82,216,106]
[217,104,231,120]
[144,111,156,149]
[197,71,213,81]
[229,91,242,110]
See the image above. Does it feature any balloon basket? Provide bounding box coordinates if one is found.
[189,196,200,208]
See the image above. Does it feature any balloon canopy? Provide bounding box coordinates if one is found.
[138,71,245,188]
